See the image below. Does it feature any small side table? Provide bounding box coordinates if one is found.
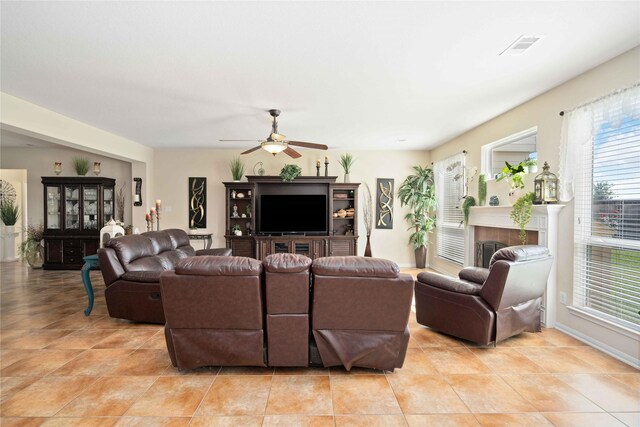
[188,233,213,249]
[81,254,100,316]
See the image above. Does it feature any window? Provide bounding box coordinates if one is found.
[481,127,537,179]
[566,85,640,330]
[434,153,465,265]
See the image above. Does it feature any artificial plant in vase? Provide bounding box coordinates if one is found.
[338,153,355,183]
[229,157,246,181]
[398,166,437,268]
[362,183,373,257]
[462,196,477,227]
[496,161,526,196]
[18,224,44,268]
[72,157,90,176]
[0,201,20,227]
[478,173,487,206]
[279,164,302,182]
[511,192,535,244]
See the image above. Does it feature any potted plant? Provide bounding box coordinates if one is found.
[72,157,91,176]
[279,164,302,182]
[523,158,538,174]
[478,173,487,206]
[398,166,438,268]
[231,224,242,236]
[510,192,535,244]
[338,153,355,183]
[496,161,526,194]
[461,196,477,226]
[0,201,20,229]
[230,157,246,182]
[18,224,44,268]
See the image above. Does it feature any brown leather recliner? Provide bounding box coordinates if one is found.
[161,256,266,369]
[98,228,231,323]
[311,256,414,371]
[415,245,553,346]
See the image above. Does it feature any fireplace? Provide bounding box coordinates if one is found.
[474,226,539,267]
[475,240,507,268]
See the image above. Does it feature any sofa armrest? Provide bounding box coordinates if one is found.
[121,271,163,283]
[196,248,232,256]
[416,271,482,295]
[458,267,489,285]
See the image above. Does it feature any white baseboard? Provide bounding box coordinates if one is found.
[555,322,640,370]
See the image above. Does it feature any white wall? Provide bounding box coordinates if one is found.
[0,146,133,227]
[153,148,430,266]
[428,46,640,364]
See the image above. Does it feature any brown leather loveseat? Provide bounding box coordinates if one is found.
[159,254,414,371]
[414,245,553,346]
[98,229,231,323]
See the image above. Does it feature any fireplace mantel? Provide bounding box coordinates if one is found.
[466,205,565,326]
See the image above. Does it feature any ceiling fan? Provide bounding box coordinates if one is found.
[220,109,328,158]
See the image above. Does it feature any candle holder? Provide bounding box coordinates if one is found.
[146,217,151,232]
[324,158,329,177]
[316,163,321,176]
[156,210,161,231]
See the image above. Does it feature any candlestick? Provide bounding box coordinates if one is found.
[145,213,151,232]
[155,202,161,231]
[324,157,329,177]
[316,160,321,176]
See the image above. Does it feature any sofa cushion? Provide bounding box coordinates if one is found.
[312,256,399,278]
[490,245,550,267]
[164,228,192,249]
[143,231,174,254]
[175,256,262,276]
[458,267,490,284]
[106,235,162,269]
[417,271,482,295]
[264,253,312,273]
[121,270,163,283]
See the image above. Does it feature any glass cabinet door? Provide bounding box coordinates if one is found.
[103,187,114,224]
[46,185,61,230]
[64,185,81,230]
[83,186,99,231]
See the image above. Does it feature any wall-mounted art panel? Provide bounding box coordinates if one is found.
[376,178,394,229]
[188,177,206,228]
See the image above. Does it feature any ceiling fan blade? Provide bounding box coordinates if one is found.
[283,147,302,158]
[219,139,261,142]
[240,146,262,155]
[286,141,329,150]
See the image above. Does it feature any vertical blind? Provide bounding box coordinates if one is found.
[570,84,640,330]
[435,153,465,265]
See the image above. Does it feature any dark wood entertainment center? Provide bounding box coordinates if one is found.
[224,176,359,259]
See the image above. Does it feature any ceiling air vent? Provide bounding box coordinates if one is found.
[500,35,543,56]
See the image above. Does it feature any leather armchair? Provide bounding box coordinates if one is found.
[161,256,266,369]
[415,245,553,346]
[311,256,413,371]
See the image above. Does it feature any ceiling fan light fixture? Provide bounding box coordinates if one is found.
[271,132,286,141]
[261,140,287,155]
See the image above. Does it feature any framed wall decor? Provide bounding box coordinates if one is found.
[376,178,394,229]
[188,177,207,228]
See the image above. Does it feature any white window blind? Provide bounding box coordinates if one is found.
[434,153,465,265]
[570,84,640,330]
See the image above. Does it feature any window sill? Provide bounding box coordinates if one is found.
[567,306,640,340]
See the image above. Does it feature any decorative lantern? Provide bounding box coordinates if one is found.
[533,161,558,204]
[99,218,125,247]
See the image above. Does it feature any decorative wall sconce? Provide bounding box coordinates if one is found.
[133,177,142,206]
[54,162,62,175]
[93,162,101,176]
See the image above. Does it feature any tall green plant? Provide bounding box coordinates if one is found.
[338,153,355,174]
[229,157,246,181]
[398,166,438,249]
[478,173,487,206]
[0,201,20,226]
[510,192,535,244]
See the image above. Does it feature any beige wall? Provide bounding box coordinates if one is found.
[153,148,430,266]
[429,46,640,363]
[0,146,133,227]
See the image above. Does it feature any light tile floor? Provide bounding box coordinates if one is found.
[1,262,638,426]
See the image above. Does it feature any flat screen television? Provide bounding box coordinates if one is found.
[259,194,327,235]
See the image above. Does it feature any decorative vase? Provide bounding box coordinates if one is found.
[415,245,427,269]
[26,245,44,269]
[509,187,524,205]
[364,235,372,257]
[344,173,350,183]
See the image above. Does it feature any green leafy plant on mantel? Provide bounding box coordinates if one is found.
[229,157,246,181]
[279,164,302,182]
[72,157,90,176]
[496,161,526,194]
[0,201,20,226]
[478,173,487,206]
[510,192,535,244]
[461,196,477,227]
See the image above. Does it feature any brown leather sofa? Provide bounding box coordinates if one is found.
[159,254,414,371]
[311,256,414,371]
[414,245,553,346]
[161,256,265,369]
[98,228,231,323]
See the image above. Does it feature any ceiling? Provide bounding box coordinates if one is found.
[1,2,639,152]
